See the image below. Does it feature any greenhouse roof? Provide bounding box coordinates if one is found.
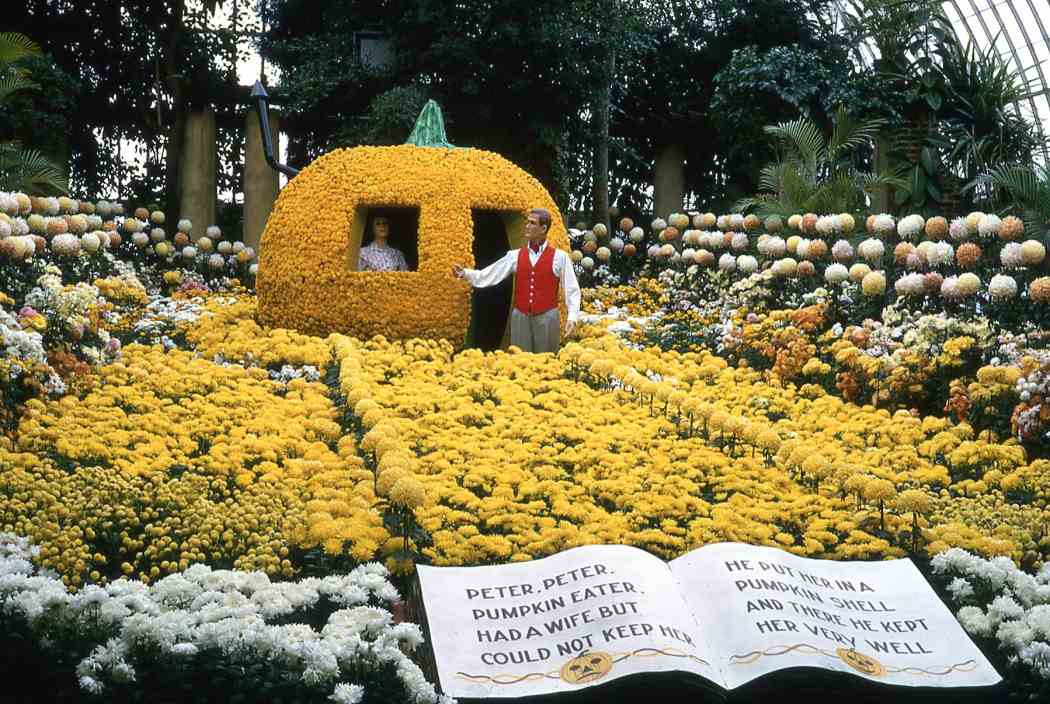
[845,0,1050,163]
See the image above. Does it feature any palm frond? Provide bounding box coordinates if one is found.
[972,164,1045,204]
[765,118,825,174]
[0,32,41,67]
[828,105,886,162]
[0,144,67,194]
[0,72,37,104]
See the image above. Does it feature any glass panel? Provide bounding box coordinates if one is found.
[997,11,1023,50]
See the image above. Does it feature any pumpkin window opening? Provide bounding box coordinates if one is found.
[348,205,420,272]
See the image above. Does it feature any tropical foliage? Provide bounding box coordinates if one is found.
[734,106,903,217]
[0,32,66,194]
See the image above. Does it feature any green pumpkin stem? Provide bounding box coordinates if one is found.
[405,100,456,148]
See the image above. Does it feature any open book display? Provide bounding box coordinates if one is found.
[415,543,1000,700]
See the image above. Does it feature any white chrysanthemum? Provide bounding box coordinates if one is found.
[948,217,968,241]
[730,232,748,251]
[150,227,166,242]
[580,256,594,270]
[795,238,810,259]
[177,219,192,234]
[737,255,758,273]
[767,236,787,257]
[729,213,744,230]
[651,218,667,232]
[81,232,101,254]
[815,216,835,237]
[329,683,365,704]
[0,221,11,239]
[206,225,221,239]
[680,247,696,262]
[858,238,884,263]
[182,246,197,259]
[988,274,1017,301]
[894,272,926,296]
[873,213,895,237]
[977,213,1002,237]
[897,214,924,240]
[830,239,853,262]
[717,253,736,271]
[208,253,226,270]
[629,226,644,243]
[51,233,81,256]
[824,263,849,284]
[217,240,233,255]
[1001,242,1024,269]
[926,241,954,268]
[957,605,994,637]
[940,275,961,299]
[232,241,246,253]
[646,244,661,258]
[609,237,624,252]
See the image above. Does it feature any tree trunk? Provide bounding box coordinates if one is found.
[163,0,186,221]
[591,50,614,232]
[653,143,685,218]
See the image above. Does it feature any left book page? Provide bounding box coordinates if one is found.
[417,544,723,699]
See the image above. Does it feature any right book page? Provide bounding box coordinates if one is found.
[668,542,1002,691]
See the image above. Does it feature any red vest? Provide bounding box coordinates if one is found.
[515,245,558,315]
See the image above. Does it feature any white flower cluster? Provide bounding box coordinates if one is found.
[271,364,322,385]
[119,295,206,351]
[932,548,1050,679]
[0,533,453,703]
[896,214,925,241]
[0,307,46,366]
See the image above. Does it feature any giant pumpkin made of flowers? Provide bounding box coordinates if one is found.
[257,102,569,344]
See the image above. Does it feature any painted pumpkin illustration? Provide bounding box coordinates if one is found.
[559,651,614,684]
[257,101,570,346]
[837,648,887,677]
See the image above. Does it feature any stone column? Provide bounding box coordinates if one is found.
[653,143,685,218]
[244,108,280,252]
[178,109,217,241]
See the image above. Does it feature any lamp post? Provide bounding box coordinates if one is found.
[251,80,299,179]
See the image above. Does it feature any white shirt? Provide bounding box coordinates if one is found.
[462,241,581,322]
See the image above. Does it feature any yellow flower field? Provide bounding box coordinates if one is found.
[3,293,1048,590]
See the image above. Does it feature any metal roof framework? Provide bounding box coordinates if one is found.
[839,0,1050,163]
